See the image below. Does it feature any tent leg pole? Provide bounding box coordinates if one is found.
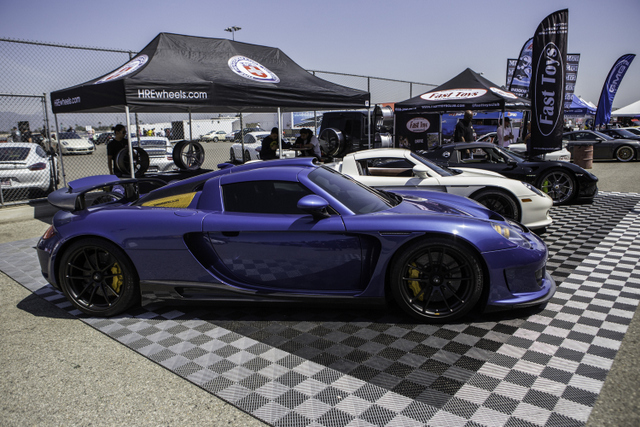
[125,106,135,179]
[53,114,68,187]
[277,107,282,159]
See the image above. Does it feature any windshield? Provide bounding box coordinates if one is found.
[491,145,524,162]
[309,167,396,214]
[611,129,638,138]
[410,152,456,176]
[593,131,614,140]
[59,132,81,139]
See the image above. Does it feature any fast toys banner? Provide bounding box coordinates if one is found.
[530,9,568,155]
[594,54,636,128]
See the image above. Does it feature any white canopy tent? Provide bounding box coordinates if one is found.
[611,100,640,117]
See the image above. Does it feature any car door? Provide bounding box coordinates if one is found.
[571,131,610,159]
[201,178,364,292]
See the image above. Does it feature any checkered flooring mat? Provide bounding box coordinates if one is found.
[2,191,640,427]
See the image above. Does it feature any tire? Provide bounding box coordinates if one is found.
[58,238,140,317]
[318,128,345,157]
[615,145,634,162]
[390,238,484,322]
[116,147,150,178]
[243,150,251,163]
[213,137,218,143]
[230,147,237,163]
[472,189,520,222]
[173,140,205,170]
[537,169,575,205]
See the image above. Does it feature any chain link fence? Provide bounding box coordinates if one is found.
[0,37,436,207]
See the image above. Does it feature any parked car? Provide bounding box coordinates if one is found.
[563,130,640,162]
[230,131,270,162]
[477,132,571,161]
[53,132,95,155]
[131,136,177,173]
[620,127,640,137]
[0,142,58,196]
[200,130,227,142]
[328,148,552,232]
[93,132,114,145]
[598,128,640,141]
[38,158,556,322]
[421,142,598,205]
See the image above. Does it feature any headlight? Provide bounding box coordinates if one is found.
[521,181,545,197]
[492,222,532,249]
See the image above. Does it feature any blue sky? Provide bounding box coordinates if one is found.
[2,0,639,108]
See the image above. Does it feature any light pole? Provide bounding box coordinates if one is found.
[224,26,241,41]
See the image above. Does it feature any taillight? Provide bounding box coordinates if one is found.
[28,162,47,171]
[42,225,56,240]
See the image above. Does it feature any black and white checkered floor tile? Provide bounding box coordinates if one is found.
[2,191,639,427]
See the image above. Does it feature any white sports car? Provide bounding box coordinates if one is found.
[230,131,295,163]
[328,148,553,232]
[54,132,95,155]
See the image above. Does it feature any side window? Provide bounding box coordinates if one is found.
[223,180,312,214]
[365,158,414,177]
[574,132,591,141]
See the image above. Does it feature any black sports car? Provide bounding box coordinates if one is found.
[563,130,640,162]
[420,142,598,205]
[598,128,640,141]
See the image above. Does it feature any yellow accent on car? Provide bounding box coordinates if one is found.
[141,192,197,208]
[110,263,123,293]
[408,263,423,301]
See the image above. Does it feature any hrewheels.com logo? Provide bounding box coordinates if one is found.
[228,56,280,83]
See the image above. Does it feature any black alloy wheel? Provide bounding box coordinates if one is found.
[173,140,205,170]
[59,238,139,317]
[472,189,520,222]
[537,169,575,205]
[615,145,635,162]
[390,238,483,322]
[243,150,251,163]
[229,147,237,163]
[116,147,150,177]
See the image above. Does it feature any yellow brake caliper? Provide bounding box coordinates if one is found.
[408,262,423,300]
[110,263,123,293]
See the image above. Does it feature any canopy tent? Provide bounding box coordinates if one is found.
[611,100,640,117]
[50,32,370,114]
[565,94,596,116]
[394,68,530,112]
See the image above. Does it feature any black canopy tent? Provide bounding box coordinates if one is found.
[50,33,370,180]
[50,32,370,114]
[394,68,530,145]
[394,68,530,113]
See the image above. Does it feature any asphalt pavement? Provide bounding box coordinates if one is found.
[0,160,638,426]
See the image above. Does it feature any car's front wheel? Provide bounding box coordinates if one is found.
[390,238,484,322]
[59,238,140,317]
[472,189,520,222]
[243,150,251,163]
[615,145,635,162]
[537,169,575,205]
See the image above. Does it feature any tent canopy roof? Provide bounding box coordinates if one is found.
[611,99,640,117]
[50,33,370,114]
[395,68,530,113]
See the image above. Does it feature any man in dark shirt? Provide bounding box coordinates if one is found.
[107,124,129,177]
[454,110,475,142]
[260,127,280,160]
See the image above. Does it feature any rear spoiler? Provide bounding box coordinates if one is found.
[48,175,166,212]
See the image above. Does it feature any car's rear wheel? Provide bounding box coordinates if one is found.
[244,150,251,163]
[472,189,520,222]
[615,145,635,162]
[173,140,205,170]
[230,148,237,163]
[537,169,575,205]
[59,238,139,317]
[390,238,483,322]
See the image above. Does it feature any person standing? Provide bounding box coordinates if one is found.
[454,110,475,142]
[260,127,280,160]
[496,117,514,148]
[107,124,129,177]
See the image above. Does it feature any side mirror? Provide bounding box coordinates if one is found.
[412,164,430,179]
[297,195,331,219]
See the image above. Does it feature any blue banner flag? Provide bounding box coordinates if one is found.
[594,54,636,128]
[508,38,533,98]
